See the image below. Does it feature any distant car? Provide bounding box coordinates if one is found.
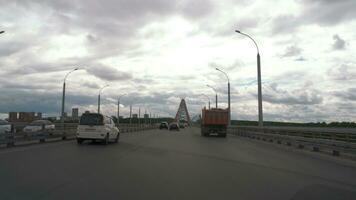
[169,123,180,131]
[76,113,119,145]
[159,122,169,129]
[0,120,11,135]
[23,120,55,134]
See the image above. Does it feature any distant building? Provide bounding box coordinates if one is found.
[9,112,42,122]
[8,112,17,122]
[72,108,79,120]
[132,114,138,119]
[144,114,149,119]
[19,112,35,122]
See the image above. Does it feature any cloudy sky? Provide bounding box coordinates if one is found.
[0,0,355,122]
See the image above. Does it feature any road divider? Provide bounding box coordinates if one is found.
[228,126,356,159]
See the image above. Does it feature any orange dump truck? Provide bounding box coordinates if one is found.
[201,108,228,137]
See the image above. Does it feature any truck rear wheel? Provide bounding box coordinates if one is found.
[201,128,209,137]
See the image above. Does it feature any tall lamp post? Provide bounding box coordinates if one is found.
[117,93,127,126]
[201,94,211,109]
[98,84,109,113]
[235,30,263,127]
[216,67,231,126]
[206,85,218,108]
[61,68,79,139]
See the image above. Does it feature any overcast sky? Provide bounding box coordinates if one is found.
[0,0,355,122]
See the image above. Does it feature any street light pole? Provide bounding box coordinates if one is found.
[98,85,109,113]
[129,104,132,125]
[138,107,141,127]
[117,94,127,127]
[235,30,263,127]
[61,68,79,139]
[216,68,231,126]
[207,85,218,108]
[201,94,211,109]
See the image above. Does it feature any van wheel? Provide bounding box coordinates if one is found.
[103,134,109,145]
[114,133,119,143]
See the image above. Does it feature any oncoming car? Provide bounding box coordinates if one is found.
[23,120,55,134]
[0,119,11,135]
[76,113,119,145]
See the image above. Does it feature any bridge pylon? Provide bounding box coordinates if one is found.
[174,98,191,125]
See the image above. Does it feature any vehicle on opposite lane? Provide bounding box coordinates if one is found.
[23,120,55,134]
[0,119,11,135]
[76,113,119,145]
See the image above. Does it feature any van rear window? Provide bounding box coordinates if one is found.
[80,114,104,126]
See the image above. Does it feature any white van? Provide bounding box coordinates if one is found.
[76,113,119,145]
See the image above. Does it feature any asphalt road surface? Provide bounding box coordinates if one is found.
[0,127,356,200]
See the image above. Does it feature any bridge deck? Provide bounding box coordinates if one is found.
[0,127,355,200]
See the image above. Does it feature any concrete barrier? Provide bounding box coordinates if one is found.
[228,126,356,158]
[0,123,158,148]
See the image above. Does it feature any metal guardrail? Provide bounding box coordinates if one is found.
[228,126,356,157]
[0,123,157,148]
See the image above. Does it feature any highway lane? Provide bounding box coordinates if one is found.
[0,127,356,200]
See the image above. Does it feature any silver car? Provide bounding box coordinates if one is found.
[23,120,55,134]
[0,119,11,135]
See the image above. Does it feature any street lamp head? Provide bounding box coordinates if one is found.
[0,31,4,34]
[235,30,241,33]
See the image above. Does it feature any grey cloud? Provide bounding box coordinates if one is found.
[81,81,100,89]
[132,77,157,85]
[86,65,133,81]
[178,75,196,80]
[3,0,215,63]
[236,17,260,30]
[263,83,323,105]
[333,88,356,101]
[298,0,356,25]
[271,15,300,34]
[295,57,307,61]
[272,0,356,34]
[0,42,25,57]
[0,89,97,115]
[179,0,214,19]
[327,63,356,81]
[0,79,58,91]
[273,71,308,83]
[332,34,347,50]
[209,59,244,72]
[280,45,303,57]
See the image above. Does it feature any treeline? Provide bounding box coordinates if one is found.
[231,120,356,128]
[111,117,174,124]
